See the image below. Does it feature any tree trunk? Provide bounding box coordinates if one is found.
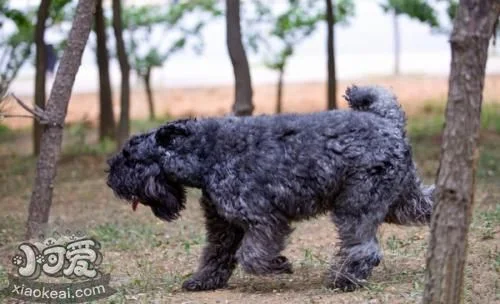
[143,67,155,121]
[275,66,284,114]
[326,0,337,109]
[225,0,254,116]
[26,0,96,239]
[112,0,131,148]
[422,1,500,304]
[33,0,51,156]
[393,10,400,75]
[95,0,115,142]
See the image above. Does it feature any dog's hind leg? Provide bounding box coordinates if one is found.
[236,218,293,275]
[325,179,391,291]
[182,195,244,291]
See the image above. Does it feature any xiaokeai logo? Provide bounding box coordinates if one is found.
[1,231,116,303]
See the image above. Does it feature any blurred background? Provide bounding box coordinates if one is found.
[2,0,499,134]
[6,0,498,92]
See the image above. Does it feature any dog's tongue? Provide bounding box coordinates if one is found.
[132,201,139,211]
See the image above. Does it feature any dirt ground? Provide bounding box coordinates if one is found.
[0,76,499,303]
[3,75,500,129]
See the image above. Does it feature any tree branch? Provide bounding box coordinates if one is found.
[1,114,37,119]
[0,93,54,125]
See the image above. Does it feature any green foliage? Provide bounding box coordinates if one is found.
[2,7,30,29]
[481,103,500,133]
[48,0,74,25]
[0,2,34,95]
[0,0,74,96]
[47,0,79,57]
[408,101,500,138]
[123,1,220,78]
[381,0,439,28]
[444,0,458,21]
[131,115,172,133]
[252,0,354,72]
[0,123,10,138]
[335,0,356,24]
[63,121,116,155]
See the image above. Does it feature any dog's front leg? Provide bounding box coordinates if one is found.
[182,196,244,291]
[236,220,293,275]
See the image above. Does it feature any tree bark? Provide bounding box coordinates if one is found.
[393,10,400,75]
[33,0,51,156]
[112,0,131,147]
[26,0,96,239]
[95,0,115,142]
[275,66,284,114]
[422,1,500,304]
[225,0,254,116]
[326,0,337,109]
[143,67,155,120]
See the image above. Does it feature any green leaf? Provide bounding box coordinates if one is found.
[381,0,439,27]
[336,0,355,24]
[122,1,219,74]
[48,0,74,25]
[251,0,336,71]
[445,0,458,21]
[3,8,31,28]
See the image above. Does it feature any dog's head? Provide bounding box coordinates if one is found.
[106,131,186,221]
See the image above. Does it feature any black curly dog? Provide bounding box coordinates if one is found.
[106,86,434,291]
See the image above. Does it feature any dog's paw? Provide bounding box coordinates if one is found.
[240,255,293,275]
[324,272,366,292]
[182,276,227,291]
[270,255,293,274]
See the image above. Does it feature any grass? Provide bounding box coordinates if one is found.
[0,123,10,138]
[0,264,7,303]
[408,101,500,139]
[90,221,169,251]
[131,115,173,133]
[60,116,172,156]
[473,205,500,240]
[0,102,499,303]
[408,100,500,182]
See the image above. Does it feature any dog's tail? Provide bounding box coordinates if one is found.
[344,85,406,131]
[384,173,435,226]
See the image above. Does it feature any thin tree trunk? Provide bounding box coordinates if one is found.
[275,66,284,114]
[26,0,96,239]
[95,0,115,141]
[393,10,400,75]
[326,0,337,109]
[112,0,131,148]
[422,1,500,303]
[143,67,155,120]
[225,0,254,116]
[33,0,51,156]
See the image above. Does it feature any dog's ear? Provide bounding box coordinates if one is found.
[144,175,186,221]
[155,121,191,147]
